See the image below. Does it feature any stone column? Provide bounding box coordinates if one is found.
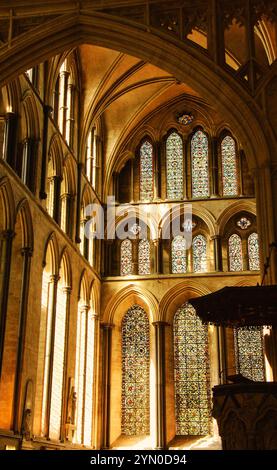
[40,105,52,200]
[60,286,72,442]
[91,312,100,448]
[153,239,160,274]
[52,175,62,224]
[45,274,59,439]
[211,137,219,197]
[212,235,223,271]
[66,83,75,148]
[0,229,14,377]
[60,193,71,235]
[12,246,33,433]
[75,163,83,244]
[153,321,168,450]
[208,0,225,66]
[3,112,17,168]
[80,304,90,444]
[59,70,70,136]
[217,326,227,384]
[101,323,113,449]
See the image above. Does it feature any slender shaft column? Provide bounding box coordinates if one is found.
[0,229,14,377]
[75,163,83,244]
[66,83,75,148]
[217,326,227,384]
[40,105,52,199]
[245,0,256,93]
[3,112,17,168]
[153,321,168,450]
[101,323,113,449]
[208,0,225,66]
[60,286,71,442]
[12,246,33,433]
[59,70,70,136]
[211,137,219,197]
[153,239,160,274]
[212,235,223,271]
[45,274,59,438]
[91,312,100,449]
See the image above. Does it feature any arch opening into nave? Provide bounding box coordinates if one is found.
[0,3,277,450]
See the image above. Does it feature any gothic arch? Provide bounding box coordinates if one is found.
[16,199,34,250]
[0,11,271,176]
[48,133,63,177]
[217,201,256,236]
[59,248,72,289]
[102,284,159,324]
[42,232,59,276]
[78,269,90,305]
[0,176,16,230]
[160,281,212,324]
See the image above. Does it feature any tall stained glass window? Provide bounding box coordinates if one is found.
[174,303,210,435]
[234,327,265,381]
[248,232,260,271]
[166,132,183,200]
[221,136,238,196]
[191,130,209,198]
[140,141,154,201]
[229,234,243,271]
[172,236,187,274]
[121,239,133,276]
[193,235,207,273]
[122,305,150,435]
[138,239,151,275]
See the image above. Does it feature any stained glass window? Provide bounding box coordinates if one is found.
[237,217,251,230]
[120,239,133,276]
[193,235,207,273]
[174,303,210,435]
[172,236,187,274]
[229,234,243,271]
[166,132,184,200]
[138,239,151,275]
[122,305,150,435]
[191,130,209,198]
[221,136,238,196]
[140,141,154,201]
[234,326,265,381]
[248,232,260,271]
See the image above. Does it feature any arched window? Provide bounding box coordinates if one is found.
[248,232,260,271]
[122,305,150,435]
[140,141,154,201]
[221,135,238,196]
[193,234,207,272]
[86,128,97,187]
[172,236,187,274]
[54,61,74,147]
[234,327,265,381]
[138,239,151,275]
[191,130,209,198]
[166,131,183,200]
[174,303,210,435]
[228,234,243,271]
[120,239,133,276]
[75,304,95,446]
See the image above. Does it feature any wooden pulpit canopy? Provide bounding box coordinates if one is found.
[189,285,277,327]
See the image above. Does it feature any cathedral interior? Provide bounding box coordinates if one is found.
[1,0,277,451]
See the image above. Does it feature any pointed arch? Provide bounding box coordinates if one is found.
[102,284,159,324]
[16,199,34,250]
[160,281,212,324]
[0,176,16,230]
[42,232,59,275]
